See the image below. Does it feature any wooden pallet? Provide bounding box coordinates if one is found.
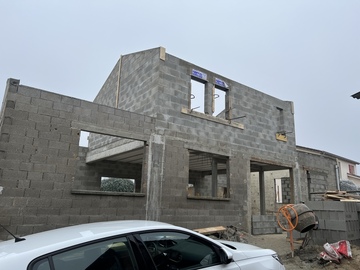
[323,190,360,202]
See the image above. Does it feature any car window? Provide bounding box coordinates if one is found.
[30,258,51,270]
[140,231,220,270]
[35,237,136,270]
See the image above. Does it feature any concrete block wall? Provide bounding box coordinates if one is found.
[90,47,299,231]
[92,47,297,165]
[252,215,282,235]
[0,79,155,240]
[250,170,290,215]
[95,48,162,115]
[159,141,250,230]
[281,178,292,204]
[303,201,360,245]
[0,47,302,239]
[91,48,161,152]
[297,151,337,202]
[157,50,297,162]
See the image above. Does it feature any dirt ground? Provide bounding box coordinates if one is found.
[245,232,360,269]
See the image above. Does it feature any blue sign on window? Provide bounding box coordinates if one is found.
[191,69,207,81]
[215,78,228,89]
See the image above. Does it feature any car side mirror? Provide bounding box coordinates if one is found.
[219,248,233,264]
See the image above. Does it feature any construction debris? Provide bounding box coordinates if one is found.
[194,225,247,243]
[322,190,360,202]
[318,240,352,265]
[193,226,226,235]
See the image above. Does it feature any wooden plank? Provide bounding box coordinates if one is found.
[325,194,343,200]
[194,226,226,235]
[325,191,346,194]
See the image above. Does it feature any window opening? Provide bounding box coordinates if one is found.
[101,177,135,193]
[213,77,229,118]
[75,130,145,193]
[349,164,355,174]
[276,107,284,133]
[275,178,283,203]
[79,131,89,147]
[190,79,205,113]
[188,150,229,198]
[213,87,226,117]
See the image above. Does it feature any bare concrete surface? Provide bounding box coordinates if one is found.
[245,232,360,269]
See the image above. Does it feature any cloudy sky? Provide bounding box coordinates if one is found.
[1,1,359,167]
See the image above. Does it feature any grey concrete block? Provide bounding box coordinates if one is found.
[324,220,346,231]
[252,227,276,235]
[28,112,51,123]
[40,91,62,102]
[323,201,345,211]
[27,198,52,208]
[306,201,323,211]
[47,215,70,226]
[15,101,38,114]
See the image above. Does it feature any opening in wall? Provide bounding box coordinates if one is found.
[191,79,205,113]
[276,107,284,132]
[101,177,135,193]
[188,150,229,199]
[79,131,89,147]
[213,77,229,119]
[75,130,145,194]
[275,178,283,203]
[213,87,226,117]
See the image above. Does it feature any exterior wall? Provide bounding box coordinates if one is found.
[94,48,162,115]
[93,47,299,231]
[0,79,156,240]
[95,48,297,166]
[338,160,358,180]
[297,151,338,202]
[292,201,360,246]
[0,47,301,239]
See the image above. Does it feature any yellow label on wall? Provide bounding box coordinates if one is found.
[276,133,288,142]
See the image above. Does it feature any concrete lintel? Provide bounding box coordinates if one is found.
[181,107,244,129]
[71,121,149,142]
[86,140,144,163]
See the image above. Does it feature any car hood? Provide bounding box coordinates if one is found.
[219,240,277,261]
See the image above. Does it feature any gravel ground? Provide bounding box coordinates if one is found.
[245,232,360,269]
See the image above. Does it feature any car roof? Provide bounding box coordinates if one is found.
[0,220,179,258]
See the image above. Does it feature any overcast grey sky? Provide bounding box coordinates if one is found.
[1,1,359,165]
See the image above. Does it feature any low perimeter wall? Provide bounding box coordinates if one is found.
[292,201,360,245]
[252,215,283,235]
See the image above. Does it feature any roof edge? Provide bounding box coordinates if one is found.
[297,145,359,165]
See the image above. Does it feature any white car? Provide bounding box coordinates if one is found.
[0,220,285,270]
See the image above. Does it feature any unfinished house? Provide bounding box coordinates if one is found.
[0,47,299,240]
[251,146,359,210]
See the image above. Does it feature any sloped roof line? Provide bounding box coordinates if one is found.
[297,145,359,165]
